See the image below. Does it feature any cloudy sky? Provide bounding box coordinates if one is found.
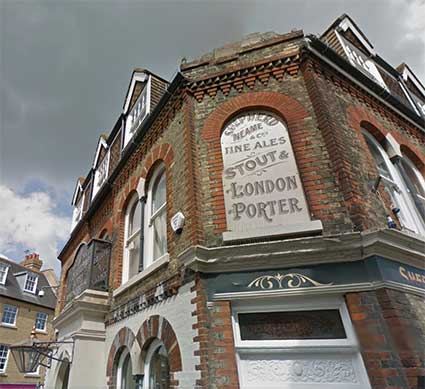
[0,0,424,273]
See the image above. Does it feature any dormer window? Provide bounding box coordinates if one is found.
[71,194,84,231]
[0,264,9,285]
[24,273,38,294]
[337,34,387,90]
[92,137,110,200]
[123,73,151,148]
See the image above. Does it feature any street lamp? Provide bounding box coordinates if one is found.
[10,327,74,373]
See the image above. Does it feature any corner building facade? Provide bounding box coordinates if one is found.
[47,15,425,389]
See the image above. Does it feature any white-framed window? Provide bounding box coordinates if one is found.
[123,76,151,148]
[122,194,142,284]
[143,339,170,389]
[144,165,167,268]
[92,151,110,199]
[363,130,425,235]
[71,193,85,231]
[35,312,48,332]
[24,273,38,294]
[0,345,9,373]
[116,348,135,389]
[231,296,371,389]
[1,305,18,326]
[0,264,9,285]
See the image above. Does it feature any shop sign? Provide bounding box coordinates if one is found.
[221,111,322,240]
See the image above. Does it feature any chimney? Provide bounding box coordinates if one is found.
[21,253,43,272]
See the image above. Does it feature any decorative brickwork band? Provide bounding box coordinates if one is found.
[106,326,136,389]
[136,315,182,374]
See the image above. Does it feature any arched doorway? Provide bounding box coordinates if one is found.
[143,339,170,389]
[55,359,70,389]
[116,348,136,389]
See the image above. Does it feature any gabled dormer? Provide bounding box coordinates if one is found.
[71,177,85,231]
[398,63,425,118]
[122,69,151,149]
[321,14,387,90]
[91,134,110,200]
[122,69,169,150]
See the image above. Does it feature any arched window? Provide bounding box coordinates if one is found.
[116,349,136,389]
[363,130,425,235]
[143,340,170,389]
[123,194,142,284]
[144,164,167,268]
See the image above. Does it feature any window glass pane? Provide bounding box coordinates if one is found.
[149,345,170,389]
[152,172,166,214]
[129,238,140,278]
[24,274,38,292]
[0,345,9,372]
[153,210,167,260]
[239,310,347,340]
[2,305,17,325]
[0,265,7,284]
[400,159,425,197]
[364,136,393,180]
[129,200,141,236]
[121,353,136,389]
[35,312,48,331]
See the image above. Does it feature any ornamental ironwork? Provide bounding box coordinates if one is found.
[65,239,111,304]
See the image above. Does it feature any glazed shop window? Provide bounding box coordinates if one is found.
[122,194,142,284]
[363,130,425,235]
[144,164,167,268]
[2,304,18,326]
[0,345,9,373]
[35,312,48,331]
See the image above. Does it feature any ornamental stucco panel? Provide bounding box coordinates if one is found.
[221,111,322,241]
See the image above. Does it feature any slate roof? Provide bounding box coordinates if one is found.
[0,256,57,310]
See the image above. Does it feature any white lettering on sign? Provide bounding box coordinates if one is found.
[221,111,322,241]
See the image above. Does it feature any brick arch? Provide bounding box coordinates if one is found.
[106,327,136,380]
[201,91,310,142]
[136,315,182,373]
[400,144,425,174]
[200,91,323,235]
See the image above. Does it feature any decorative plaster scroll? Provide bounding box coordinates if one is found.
[247,273,333,289]
[244,358,357,384]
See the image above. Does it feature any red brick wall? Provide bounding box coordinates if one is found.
[346,290,425,389]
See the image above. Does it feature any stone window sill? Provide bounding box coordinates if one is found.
[0,323,17,329]
[113,253,170,297]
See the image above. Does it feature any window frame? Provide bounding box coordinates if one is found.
[0,264,9,285]
[144,164,168,269]
[122,194,142,285]
[35,312,48,332]
[0,345,9,374]
[1,305,18,327]
[232,296,357,350]
[142,338,170,389]
[23,273,38,294]
[362,130,425,235]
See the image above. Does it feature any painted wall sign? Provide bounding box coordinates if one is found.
[221,111,322,240]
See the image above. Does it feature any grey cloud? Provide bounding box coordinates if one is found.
[1,0,424,201]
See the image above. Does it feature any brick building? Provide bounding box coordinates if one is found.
[45,14,425,389]
[0,253,57,389]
